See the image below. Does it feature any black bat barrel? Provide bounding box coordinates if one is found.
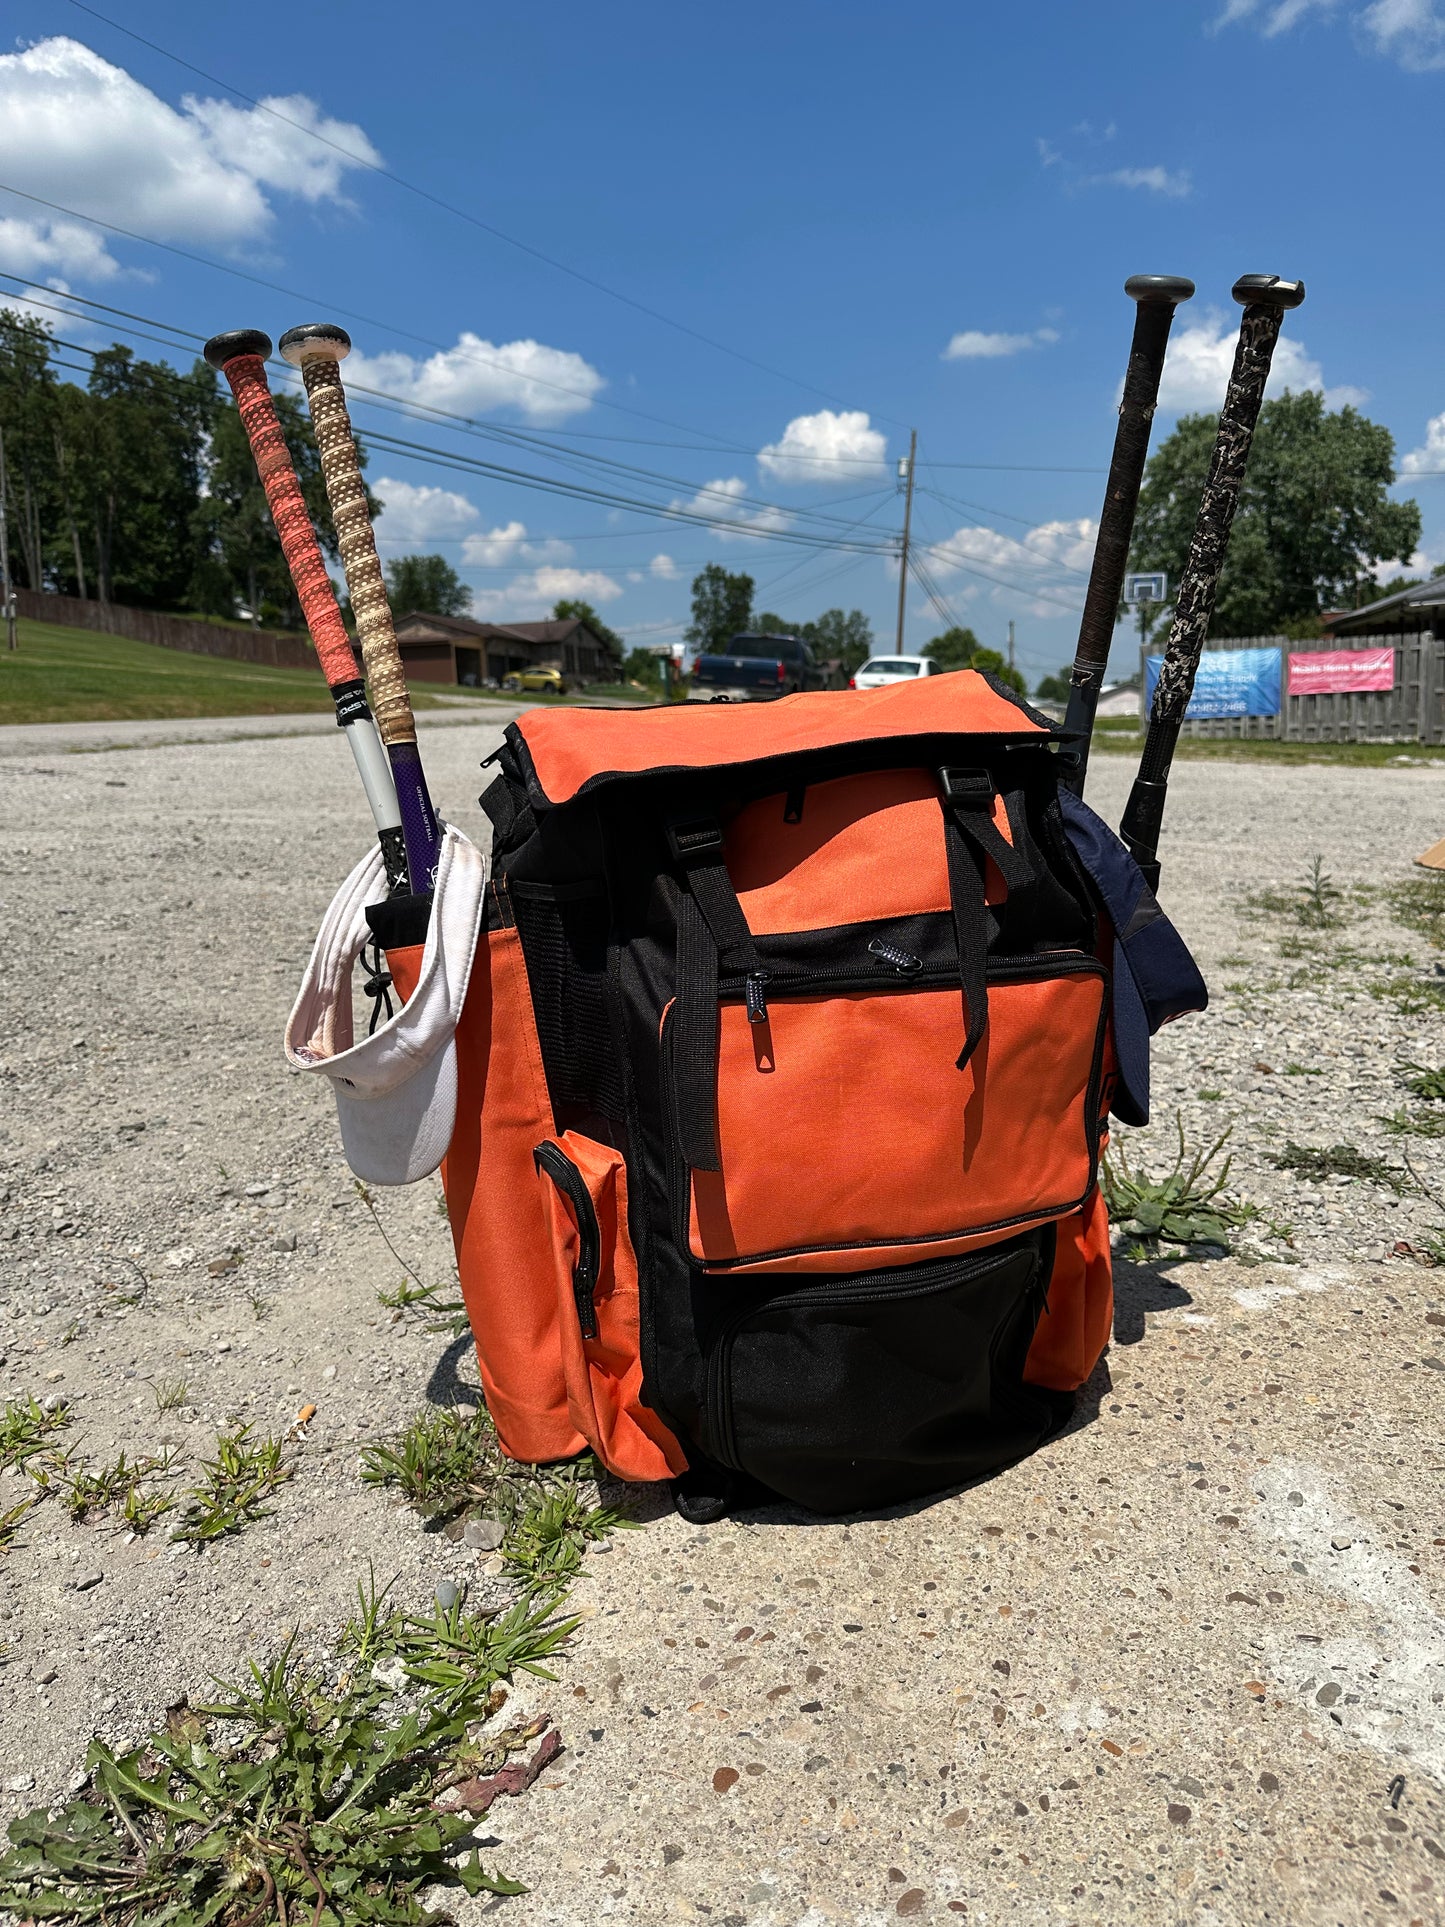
[1062,275,1194,796]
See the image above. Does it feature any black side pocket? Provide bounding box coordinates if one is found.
[703,1229,1065,1513]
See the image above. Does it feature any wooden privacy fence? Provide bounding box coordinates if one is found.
[1139,632,1445,745]
[14,587,318,673]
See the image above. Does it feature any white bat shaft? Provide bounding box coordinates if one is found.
[343,714,404,833]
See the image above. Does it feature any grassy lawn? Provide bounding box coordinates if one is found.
[0,619,505,726]
[1091,729,1445,768]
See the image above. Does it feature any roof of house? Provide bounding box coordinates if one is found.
[393,610,622,654]
[1325,577,1445,635]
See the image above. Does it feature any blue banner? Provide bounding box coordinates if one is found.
[1145,646,1281,719]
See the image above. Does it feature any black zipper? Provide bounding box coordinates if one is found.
[706,1240,1043,1471]
[714,948,1102,1005]
[533,1141,600,1339]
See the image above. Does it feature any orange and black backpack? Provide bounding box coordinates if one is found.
[370,671,1206,1520]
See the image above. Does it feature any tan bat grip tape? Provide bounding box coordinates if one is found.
[300,356,417,747]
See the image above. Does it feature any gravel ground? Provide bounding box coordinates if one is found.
[1,719,1443,1926]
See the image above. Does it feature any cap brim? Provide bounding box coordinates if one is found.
[332,1036,458,1184]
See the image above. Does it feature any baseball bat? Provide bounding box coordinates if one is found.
[278,323,443,893]
[203,328,411,896]
[1062,274,1195,796]
[1118,275,1306,889]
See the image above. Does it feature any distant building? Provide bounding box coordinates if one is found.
[392,611,622,686]
[1324,577,1445,638]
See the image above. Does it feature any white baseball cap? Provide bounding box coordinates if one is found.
[284,825,486,1183]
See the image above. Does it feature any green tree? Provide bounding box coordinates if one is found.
[1034,668,1071,704]
[921,625,982,673]
[1130,391,1421,636]
[755,607,876,676]
[622,646,666,690]
[685,563,754,654]
[0,310,60,590]
[385,552,472,618]
[553,596,624,657]
[194,392,340,625]
[921,625,1026,695]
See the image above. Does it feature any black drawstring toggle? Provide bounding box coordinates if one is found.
[361,937,395,1035]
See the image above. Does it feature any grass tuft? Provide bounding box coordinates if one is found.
[0,1395,71,1471]
[60,1450,177,1529]
[1270,1141,1409,1193]
[177,1425,291,1543]
[1401,1061,1445,1101]
[360,1406,498,1523]
[0,1583,568,1921]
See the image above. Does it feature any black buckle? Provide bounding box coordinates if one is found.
[666,818,725,863]
[938,766,995,809]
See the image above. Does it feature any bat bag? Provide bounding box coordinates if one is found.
[291,672,1206,1517]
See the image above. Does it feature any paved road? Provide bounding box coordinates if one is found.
[0,698,533,759]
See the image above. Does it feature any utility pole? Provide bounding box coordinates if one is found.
[894,428,916,654]
[1007,620,1015,674]
[0,426,15,652]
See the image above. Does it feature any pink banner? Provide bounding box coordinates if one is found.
[1288,647,1395,695]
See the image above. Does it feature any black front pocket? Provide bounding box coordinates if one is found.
[702,1228,1066,1513]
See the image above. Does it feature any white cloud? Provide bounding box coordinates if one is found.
[372,477,479,550]
[943,328,1059,361]
[1155,310,1366,412]
[461,519,572,566]
[1217,0,1445,67]
[1360,0,1445,66]
[922,518,1097,620]
[756,409,887,484]
[184,92,381,205]
[1398,411,1445,476]
[371,482,574,567]
[0,38,379,280]
[469,566,622,619]
[1090,165,1192,196]
[0,215,119,283]
[345,334,604,425]
[650,553,680,579]
[667,476,793,540]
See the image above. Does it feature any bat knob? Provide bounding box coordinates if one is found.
[279,323,352,367]
[204,328,272,368]
[1124,274,1195,306]
[1232,274,1305,310]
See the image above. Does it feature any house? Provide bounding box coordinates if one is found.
[392,611,622,687]
[1324,577,1445,638]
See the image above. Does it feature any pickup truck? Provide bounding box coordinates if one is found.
[688,632,833,700]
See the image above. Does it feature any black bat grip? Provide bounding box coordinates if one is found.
[1121,276,1304,884]
[1061,275,1194,795]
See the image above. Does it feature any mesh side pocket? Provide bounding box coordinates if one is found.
[511,882,626,1126]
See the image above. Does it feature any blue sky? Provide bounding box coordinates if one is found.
[2,0,1443,683]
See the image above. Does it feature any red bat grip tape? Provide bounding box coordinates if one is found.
[220,355,359,690]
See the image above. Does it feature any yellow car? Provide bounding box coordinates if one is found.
[502,665,569,696]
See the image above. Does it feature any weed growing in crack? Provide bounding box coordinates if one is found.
[1103,1119,1257,1254]
[177,1425,292,1544]
[1270,1142,1409,1192]
[0,1395,70,1471]
[502,1473,632,1587]
[0,1581,575,1921]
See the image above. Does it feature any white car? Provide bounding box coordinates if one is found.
[850,654,940,691]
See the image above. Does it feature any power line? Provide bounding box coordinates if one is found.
[58,0,905,426]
